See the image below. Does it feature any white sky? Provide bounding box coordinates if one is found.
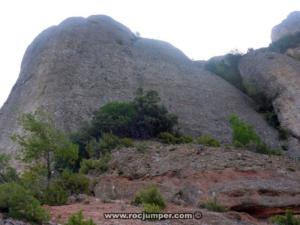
[0,0,299,107]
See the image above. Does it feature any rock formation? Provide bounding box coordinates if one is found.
[0,15,280,156]
[92,143,300,222]
[271,11,300,42]
[239,50,300,157]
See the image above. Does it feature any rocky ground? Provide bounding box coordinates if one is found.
[42,142,300,225]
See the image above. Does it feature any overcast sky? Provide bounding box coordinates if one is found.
[0,0,299,107]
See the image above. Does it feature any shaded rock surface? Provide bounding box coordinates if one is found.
[93,142,300,220]
[271,11,300,42]
[239,51,300,156]
[0,15,280,156]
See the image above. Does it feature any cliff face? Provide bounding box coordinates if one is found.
[271,11,300,42]
[0,15,280,155]
[239,51,300,157]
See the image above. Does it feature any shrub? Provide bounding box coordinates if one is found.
[89,102,137,139]
[88,89,178,140]
[64,211,96,225]
[57,171,90,195]
[80,153,111,174]
[135,143,149,153]
[0,154,18,184]
[229,115,262,147]
[85,135,134,160]
[178,135,194,143]
[132,88,178,138]
[42,182,69,206]
[19,165,48,201]
[229,115,283,155]
[199,198,227,213]
[12,111,79,181]
[158,132,193,144]
[0,183,50,223]
[158,132,178,144]
[120,137,134,147]
[72,89,178,162]
[270,211,300,225]
[133,186,166,210]
[143,203,161,214]
[196,135,220,147]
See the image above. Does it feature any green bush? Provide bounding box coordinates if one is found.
[229,114,262,147]
[42,182,69,206]
[0,154,18,184]
[158,132,193,144]
[178,135,194,143]
[143,203,161,214]
[64,211,96,225]
[120,137,134,147]
[270,211,300,225]
[135,143,148,153]
[158,132,178,144]
[229,115,283,155]
[199,198,227,213]
[133,186,166,210]
[86,134,134,159]
[99,133,125,152]
[72,89,178,163]
[196,135,220,147]
[0,183,50,223]
[82,89,178,141]
[58,171,90,195]
[80,153,111,174]
[89,102,137,139]
[19,165,48,201]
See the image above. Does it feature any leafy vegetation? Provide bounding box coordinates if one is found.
[158,132,193,144]
[72,89,178,162]
[196,135,220,147]
[205,53,245,91]
[56,171,90,195]
[269,31,300,53]
[0,182,50,223]
[135,142,149,153]
[12,111,79,183]
[133,186,166,211]
[89,88,178,139]
[64,211,96,225]
[270,211,300,225]
[79,153,111,174]
[229,114,283,155]
[143,203,161,214]
[0,154,18,184]
[229,114,262,147]
[199,198,227,212]
[10,111,91,206]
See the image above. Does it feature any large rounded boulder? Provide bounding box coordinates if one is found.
[0,15,280,155]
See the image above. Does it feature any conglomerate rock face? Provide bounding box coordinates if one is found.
[0,15,280,155]
[94,143,300,220]
[271,11,300,42]
[239,51,300,156]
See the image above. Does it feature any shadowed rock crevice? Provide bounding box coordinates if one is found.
[231,204,300,218]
